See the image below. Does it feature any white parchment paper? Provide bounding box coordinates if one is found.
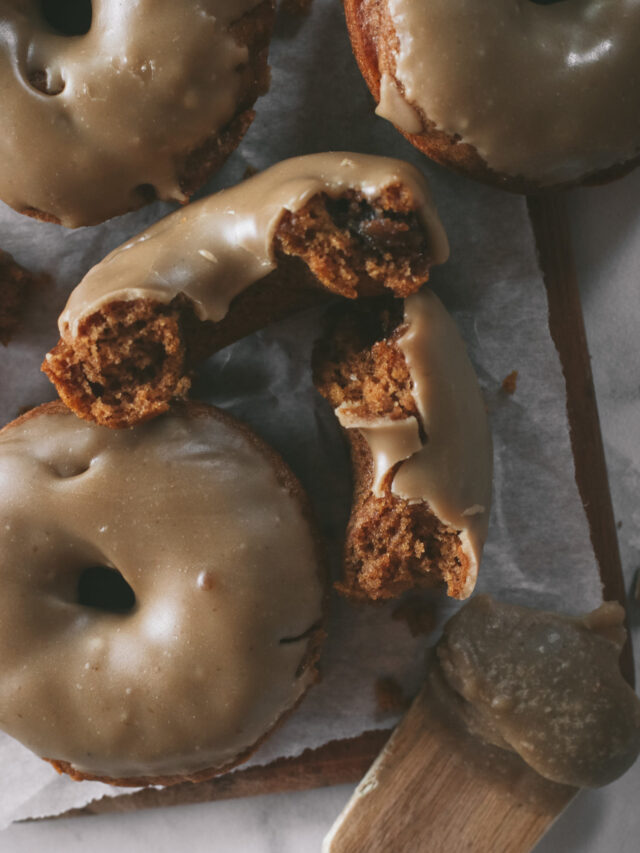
[0,0,603,826]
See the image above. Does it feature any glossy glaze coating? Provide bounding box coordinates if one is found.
[379,0,640,183]
[0,0,264,226]
[58,152,449,336]
[0,406,323,779]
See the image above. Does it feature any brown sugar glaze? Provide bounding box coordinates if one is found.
[0,403,325,782]
[348,0,640,189]
[0,0,273,226]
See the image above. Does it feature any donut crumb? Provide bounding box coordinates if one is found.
[44,298,192,429]
[313,299,417,422]
[501,369,518,395]
[340,492,467,600]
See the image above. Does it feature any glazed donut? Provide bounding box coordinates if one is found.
[0,0,275,227]
[0,401,325,785]
[344,0,640,191]
[313,289,492,600]
[43,152,449,428]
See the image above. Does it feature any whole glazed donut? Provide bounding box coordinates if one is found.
[0,0,275,227]
[344,0,640,191]
[0,401,325,785]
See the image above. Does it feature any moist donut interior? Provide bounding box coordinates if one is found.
[77,566,136,614]
[312,298,418,423]
[44,298,193,429]
[313,299,470,601]
[40,0,92,37]
[276,188,433,300]
[43,188,435,428]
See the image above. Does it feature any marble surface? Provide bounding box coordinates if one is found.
[1,171,639,852]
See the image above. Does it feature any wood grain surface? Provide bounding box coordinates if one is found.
[323,682,576,853]
[62,197,629,853]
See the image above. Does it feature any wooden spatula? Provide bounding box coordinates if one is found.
[323,678,575,853]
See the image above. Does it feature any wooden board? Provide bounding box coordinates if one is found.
[64,196,631,849]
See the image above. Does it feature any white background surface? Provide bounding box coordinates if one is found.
[2,161,640,853]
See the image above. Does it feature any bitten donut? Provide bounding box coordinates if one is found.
[313,290,492,600]
[345,0,640,191]
[43,152,449,427]
[0,401,325,785]
[0,1,274,227]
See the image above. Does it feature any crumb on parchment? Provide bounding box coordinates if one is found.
[375,676,411,714]
[501,369,518,395]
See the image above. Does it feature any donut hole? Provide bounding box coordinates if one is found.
[40,0,92,36]
[28,69,65,96]
[132,184,159,206]
[77,566,136,614]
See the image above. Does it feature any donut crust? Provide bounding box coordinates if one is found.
[1,400,328,787]
[344,0,640,193]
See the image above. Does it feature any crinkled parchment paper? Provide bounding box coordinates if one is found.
[0,0,602,826]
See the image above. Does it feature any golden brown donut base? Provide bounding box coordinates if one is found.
[313,300,470,601]
[43,187,434,428]
[4,400,327,787]
[20,2,274,226]
[345,0,640,193]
